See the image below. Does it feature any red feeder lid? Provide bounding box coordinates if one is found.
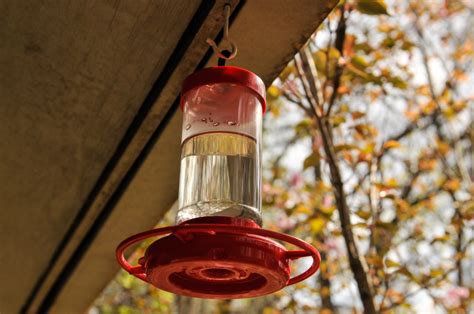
[116,217,320,299]
[181,66,267,113]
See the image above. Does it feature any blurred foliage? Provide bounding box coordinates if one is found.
[91,0,473,313]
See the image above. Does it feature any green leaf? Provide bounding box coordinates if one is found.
[355,210,371,220]
[356,0,389,15]
[335,144,359,152]
[388,75,408,89]
[351,55,369,71]
[303,152,320,170]
[313,48,340,78]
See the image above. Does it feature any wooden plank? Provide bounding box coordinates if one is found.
[48,1,337,313]
[0,1,201,313]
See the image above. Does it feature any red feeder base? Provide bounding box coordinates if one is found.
[116,217,320,299]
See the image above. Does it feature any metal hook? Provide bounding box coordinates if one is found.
[206,4,238,61]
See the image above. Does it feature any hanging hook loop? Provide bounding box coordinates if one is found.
[206,4,238,63]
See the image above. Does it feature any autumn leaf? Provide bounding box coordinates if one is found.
[320,205,336,216]
[313,48,340,78]
[356,0,389,15]
[429,269,444,277]
[309,218,325,234]
[295,204,312,215]
[267,86,281,100]
[303,152,320,170]
[385,259,401,268]
[351,111,365,119]
[383,140,401,150]
[334,144,359,152]
[443,179,461,191]
[355,210,371,220]
[351,55,369,70]
[419,158,437,171]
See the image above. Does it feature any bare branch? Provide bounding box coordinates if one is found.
[326,6,347,117]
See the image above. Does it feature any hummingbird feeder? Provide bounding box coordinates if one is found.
[116,5,320,299]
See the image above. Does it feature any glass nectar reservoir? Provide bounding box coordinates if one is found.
[177,66,264,225]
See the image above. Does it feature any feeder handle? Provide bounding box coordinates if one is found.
[116,226,178,282]
[116,224,321,286]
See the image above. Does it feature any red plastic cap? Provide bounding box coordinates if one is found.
[181,66,267,113]
[144,222,290,298]
[116,217,320,299]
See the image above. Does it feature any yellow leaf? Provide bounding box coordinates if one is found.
[352,222,368,228]
[263,307,279,314]
[386,178,398,188]
[295,204,312,215]
[279,65,295,81]
[331,115,346,127]
[436,140,450,155]
[267,86,281,100]
[385,259,401,268]
[313,48,340,78]
[351,55,369,70]
[432,234,450,243]
[429,269,444,277]
[383,140,401,150]
[320,205,336,216]
[347,61,369,79]
[366,255,383,267]
[309,218,325,234]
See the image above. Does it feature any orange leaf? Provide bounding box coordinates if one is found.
[383,140,401,150]
[351,111,365,119]
[444,179,461,191]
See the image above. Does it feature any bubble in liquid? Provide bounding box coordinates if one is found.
[213,122,220,126]
[185,124,191,130]
[227,121,236,126]
[201,118,207,123]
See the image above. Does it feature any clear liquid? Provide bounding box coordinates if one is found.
[177,132,261,225]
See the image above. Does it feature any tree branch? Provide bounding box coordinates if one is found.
[326,6,347,117]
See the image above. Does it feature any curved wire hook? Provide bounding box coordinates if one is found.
[206,4,238,61]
